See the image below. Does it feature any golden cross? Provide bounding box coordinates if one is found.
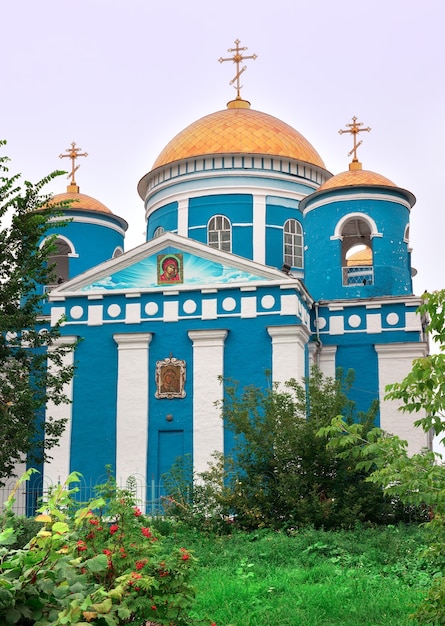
[219,39,257,99]
[338,116,371,162]
[59,142,88,185]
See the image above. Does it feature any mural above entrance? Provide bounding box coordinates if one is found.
[80,249,273,291]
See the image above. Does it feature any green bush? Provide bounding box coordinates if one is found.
[164,368,426,532]
[0,470,198,625]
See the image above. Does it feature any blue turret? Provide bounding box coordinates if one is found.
[43,181,128,290]
[300,159,416,301]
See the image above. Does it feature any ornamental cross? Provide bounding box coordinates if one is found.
[59,142,88,185]
[338,116,371,162]
[218,38,257,99]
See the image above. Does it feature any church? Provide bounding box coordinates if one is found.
[30,41,429,508]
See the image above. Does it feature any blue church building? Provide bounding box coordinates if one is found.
[21,59,429,506]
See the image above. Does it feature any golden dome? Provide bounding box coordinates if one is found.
[151,99,325,169]
[49,188,112,214]
[318,166,396,191]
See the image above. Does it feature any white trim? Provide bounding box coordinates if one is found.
[303,191,412,215]
[43,336,77,484]
[188,329,228,473]
[331,212,382,241]
[51,214,127,237]
[318,345,337,378]
[145,183,308,222]
[114,333,152,505]
[40,234,78,257]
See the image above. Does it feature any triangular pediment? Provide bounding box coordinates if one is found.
[50,232,297,296]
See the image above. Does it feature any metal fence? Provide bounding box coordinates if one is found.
[0,475,167,517]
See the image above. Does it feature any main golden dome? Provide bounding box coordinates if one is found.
[151,99,325,170]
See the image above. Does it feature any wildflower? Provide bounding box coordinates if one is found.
[151,605,157,611]
[110,523,119,535]
[89,518,99,526]
[135,559,146,570]
[180,547,190,560]
[103,549,112,556]
[133,507,142,517]
[141,527,152,538]
[76,540,87,552]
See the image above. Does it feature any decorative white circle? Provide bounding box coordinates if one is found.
[317,317,327,330]
[386,312,399,326]
[183,299,197,314]
[348,314,361,328]
[145,302,159,316]
[70,306,84,320]
[222,297,237,312]
[5,331,17,341]
[107,304,121,318]
[261,295,275,309]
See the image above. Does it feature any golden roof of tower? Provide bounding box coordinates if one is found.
[49,189,112,214]
[317,165,396,191]
[151,99,326,169]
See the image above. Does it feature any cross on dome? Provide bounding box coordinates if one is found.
[219,39,257,100]
[338,116,371,166]
[60,142,88,191]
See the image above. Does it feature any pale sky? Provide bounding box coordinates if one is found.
[2,0,444,295]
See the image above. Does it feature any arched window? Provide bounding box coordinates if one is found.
[283,219,303,268]
[208,215,231,251]
[340,217,373,286]
[153,226,165,238]
[112,247,123,258]
[47,237,73,285]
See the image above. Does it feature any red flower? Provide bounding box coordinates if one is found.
[86,532,95,540]
[76,540,87,552]
[151,605,157,611]
[89,518,99,526]
[110,524,119,535]
[135,559,146,570]
[103,549,112,556]
[141,527,152,538]
[133,507,142,517]
[131,572,142,579]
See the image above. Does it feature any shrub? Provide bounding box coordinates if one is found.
[0,469,197,625]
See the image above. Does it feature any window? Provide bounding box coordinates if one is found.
[47,237,73,285]
[283,219,303,268]
[153,226,165,238]
[341,217,373,286]
[208,215,231,251]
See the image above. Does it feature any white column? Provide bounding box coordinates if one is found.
[267,325,311,389]
[177,197,189,236]
[375,343,429,454]
[43,335,77,484]
[307,343,337,379]
[252,194,266,264]
[113,333,152,498]
[188,329,228,474]
[318,345,337,379]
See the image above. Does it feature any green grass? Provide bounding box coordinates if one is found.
[158,523,431,626]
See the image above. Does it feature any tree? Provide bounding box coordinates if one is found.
[0,141,76,484]
[319,289,445,623]
[208,367,403,530]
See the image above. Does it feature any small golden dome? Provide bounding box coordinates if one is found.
[318,165,396,192]
[151,100,325,169]
[49,189,112,214]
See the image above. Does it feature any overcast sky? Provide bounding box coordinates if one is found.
[2,0,443,295]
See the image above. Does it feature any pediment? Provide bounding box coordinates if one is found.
[50,232,295,296]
